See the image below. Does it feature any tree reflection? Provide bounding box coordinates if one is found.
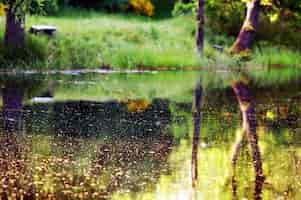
[231,80,265,200]
[0,84,35,200]
[2,84,24,133]
[1,76,47,134]
[191,82,202,191]
[1,88,174,199]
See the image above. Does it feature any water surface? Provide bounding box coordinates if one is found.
[0,69,301,200]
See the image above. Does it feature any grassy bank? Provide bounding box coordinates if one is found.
[0,9,301,70]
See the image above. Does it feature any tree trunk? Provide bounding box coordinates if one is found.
[4,1,25,48]
[230,0,260,53]
[232,81,264,200]
[196,0,204,53]
[191,83,202,187]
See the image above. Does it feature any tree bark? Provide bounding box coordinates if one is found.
[196,0,204,53]
[191,83,202,188]
[232,81,264,200]
[230,0,260,53]
[4,1,25,48]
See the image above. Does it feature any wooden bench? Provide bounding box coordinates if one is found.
[29,25,57,36]
[213,44,224,53]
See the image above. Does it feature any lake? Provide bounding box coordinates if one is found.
[0,68,301,200]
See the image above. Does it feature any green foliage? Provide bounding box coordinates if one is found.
[66,0,176,18]
[68,0,128,12]
[31,0,60,15]
[171,0,245,35]
[0,0,45,16]
[172,0,196,17]
[257,15,301,50]
[151,0,177,18]
[205,0,245,35]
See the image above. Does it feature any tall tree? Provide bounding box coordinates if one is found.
[0,0,44,48]
[4,0,25,48]
[230,0,261,53]
[196,0,204,53]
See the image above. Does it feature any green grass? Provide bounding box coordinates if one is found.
[0,8,301,70]
[251,46,301,67]
[1,9,206,70]
[0,27,48,69]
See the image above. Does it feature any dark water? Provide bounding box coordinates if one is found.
[0,70,301,200]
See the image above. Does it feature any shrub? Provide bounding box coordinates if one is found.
[152,0,177,18]
[100,0,128,12]
[256,16,301,50]
[43,0,60,15]
[68,0,128,12]
[172,0,196,17]
[0,3,8,16]
[30,0,60,15]
[172,0,244,35]
[67,0,175,18]
[128,0,154,16]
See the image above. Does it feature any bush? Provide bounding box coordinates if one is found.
[43,0,60,15]
[172,0,195,17]
[128,0,154,16]
[172,0,244,35]
[256,16,301,50]
[68,0,128,12]
[67,0,176,18]
[205,1,244,36]
[152,0,177,18]
[30,0,60,15]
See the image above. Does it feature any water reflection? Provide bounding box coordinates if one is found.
[0,77,47,200]
[0,78,174,199]
[2,83,24,133]
[191,83,202,188]
[189,82,203,200]
[0,71,300,199]
[231,80,264,200]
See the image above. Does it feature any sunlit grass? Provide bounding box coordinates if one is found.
[252,46,301,67]
[23,10,206,69]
